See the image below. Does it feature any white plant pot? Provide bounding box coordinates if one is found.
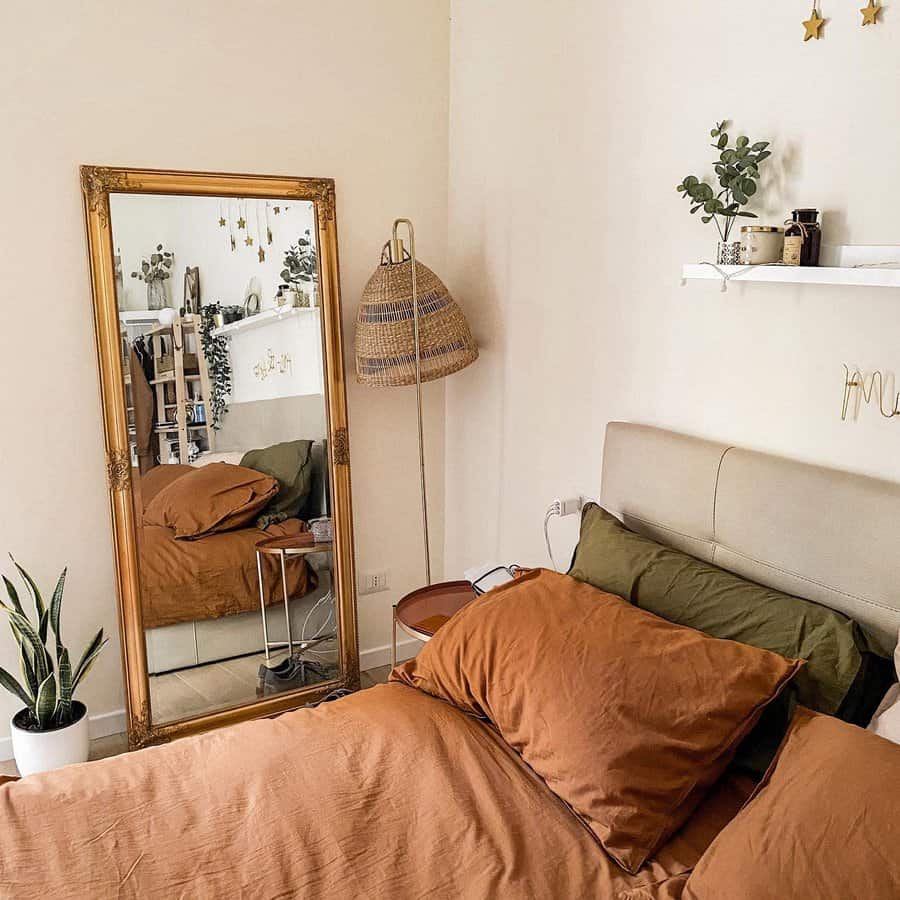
[10,702,89,776]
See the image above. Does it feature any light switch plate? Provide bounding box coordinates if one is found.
[360,570,390,595]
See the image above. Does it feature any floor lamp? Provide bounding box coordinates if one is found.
[355,219,478,589]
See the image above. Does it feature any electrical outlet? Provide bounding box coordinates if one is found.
[360,570,390,595]
[557,496,585,517]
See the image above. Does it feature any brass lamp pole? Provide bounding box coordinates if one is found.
[355,219,478,588]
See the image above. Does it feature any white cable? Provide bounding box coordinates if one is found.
[544,502,561,571]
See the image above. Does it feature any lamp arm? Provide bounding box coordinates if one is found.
[391,218,431,585]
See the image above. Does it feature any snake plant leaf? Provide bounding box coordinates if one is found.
[0,666,32,708]
[19,643,38,699]
[73,629,107,690]
[38,608,49,645]
[49,567,66,656]
[10,555,45,622]
[56,648,72,723]
[35,673,57,730]
[8,610,51,685]
[2,575,25,618]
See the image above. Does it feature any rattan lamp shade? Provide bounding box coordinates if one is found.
[355,258,478,387]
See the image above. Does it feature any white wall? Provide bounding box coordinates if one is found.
[110,193,318,313]
[444,3,900,576]
[0,0,449,747]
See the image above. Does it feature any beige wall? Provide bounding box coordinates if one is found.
[444,2,900,575]
[0,0,449,745]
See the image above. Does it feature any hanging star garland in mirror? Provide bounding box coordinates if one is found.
[803,3,825,40]
[861,0,881,25]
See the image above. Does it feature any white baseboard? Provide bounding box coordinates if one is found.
[360,636,422,673]
[0,643,420,762]
[0,707,127,763]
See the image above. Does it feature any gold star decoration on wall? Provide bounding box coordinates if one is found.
[803,4,825,40]
[861,0,881,25]
[237,216,246,229]
[245,235,254,247]
[258,246,266,263]
[218,216,226,227]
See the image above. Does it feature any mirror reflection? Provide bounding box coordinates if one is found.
[111,193,338,726]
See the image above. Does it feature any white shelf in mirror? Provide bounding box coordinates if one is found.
[682,244,900,289]
[213,305,319,337]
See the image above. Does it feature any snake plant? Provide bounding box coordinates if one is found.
[0,558,107,731]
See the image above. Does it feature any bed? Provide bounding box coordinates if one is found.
[1,422,898,898]
[138,441,331,672]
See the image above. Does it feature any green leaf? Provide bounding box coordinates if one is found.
[2,576,24,618]
[737,135,749,148]
[56,648,72,724]
[717,134,728,149]
[701,215,713,224]
[38,608,49,645]
[743,179,757,197]
[0,666,32,707]
[737,211,759,218]
[35,673,57,730]
[756,150,772,162]
[73,629,107,691]
[20,645,38,699]
[8,610,51,685]
[684,175,698,188]
[49,568,66,656]
[11,557,45,622]
[732,187,747,205]
[751,141,769,151]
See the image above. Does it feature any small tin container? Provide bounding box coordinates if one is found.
[740,226,784,265]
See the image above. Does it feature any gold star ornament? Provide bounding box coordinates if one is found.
[258,246,266,263]
[218,216,226,227]
[237,216,246,229]
[803,5,825,40]
[861,0,881,25]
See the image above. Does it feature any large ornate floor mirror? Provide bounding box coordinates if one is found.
[81,167,359,748]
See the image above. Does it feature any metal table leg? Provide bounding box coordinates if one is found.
[257,550,271,662]
[280,549,294,659]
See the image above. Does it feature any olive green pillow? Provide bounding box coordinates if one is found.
[569,503,894,725]
[240,440,313,527]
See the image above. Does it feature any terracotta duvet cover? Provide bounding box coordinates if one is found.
[139,517,316,629]
[0,683,750,900]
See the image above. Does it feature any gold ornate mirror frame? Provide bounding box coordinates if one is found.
[80,166,359,748]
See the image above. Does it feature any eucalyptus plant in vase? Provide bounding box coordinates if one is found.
[280,230,318,306]
[677,121,773,265]
[0,559,107,775]
[131,244,174,311]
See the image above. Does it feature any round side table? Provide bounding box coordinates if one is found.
[256,535,335,662]
[392,580,475,668]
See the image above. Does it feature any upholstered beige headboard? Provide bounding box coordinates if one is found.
[600,422,900,655]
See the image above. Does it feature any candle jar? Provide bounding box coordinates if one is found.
[740,226,784,265]
[782,209,821,267]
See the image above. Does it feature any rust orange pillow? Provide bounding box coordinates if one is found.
[143,462,278,539]
[391,569,802,874]
[139,464,192,506]
[684,707,900,899]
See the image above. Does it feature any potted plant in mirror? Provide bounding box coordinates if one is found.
[131,244,174,311]
[677,121,773,265]
[280,230,319,307]
[0,560,107,776]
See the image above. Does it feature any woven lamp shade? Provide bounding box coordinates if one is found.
[355,259,478,387]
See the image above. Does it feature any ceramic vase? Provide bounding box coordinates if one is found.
[717,241,742,266]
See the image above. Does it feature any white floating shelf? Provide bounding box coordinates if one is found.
[682,245,900,290]
[213,305,319,337]
[682,263,900,289]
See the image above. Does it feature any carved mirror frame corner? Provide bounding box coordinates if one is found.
[80,165,359,749]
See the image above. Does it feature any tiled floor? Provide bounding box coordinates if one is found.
[0,663,393,778]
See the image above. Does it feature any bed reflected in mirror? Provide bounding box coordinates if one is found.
[111,191,340,727]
